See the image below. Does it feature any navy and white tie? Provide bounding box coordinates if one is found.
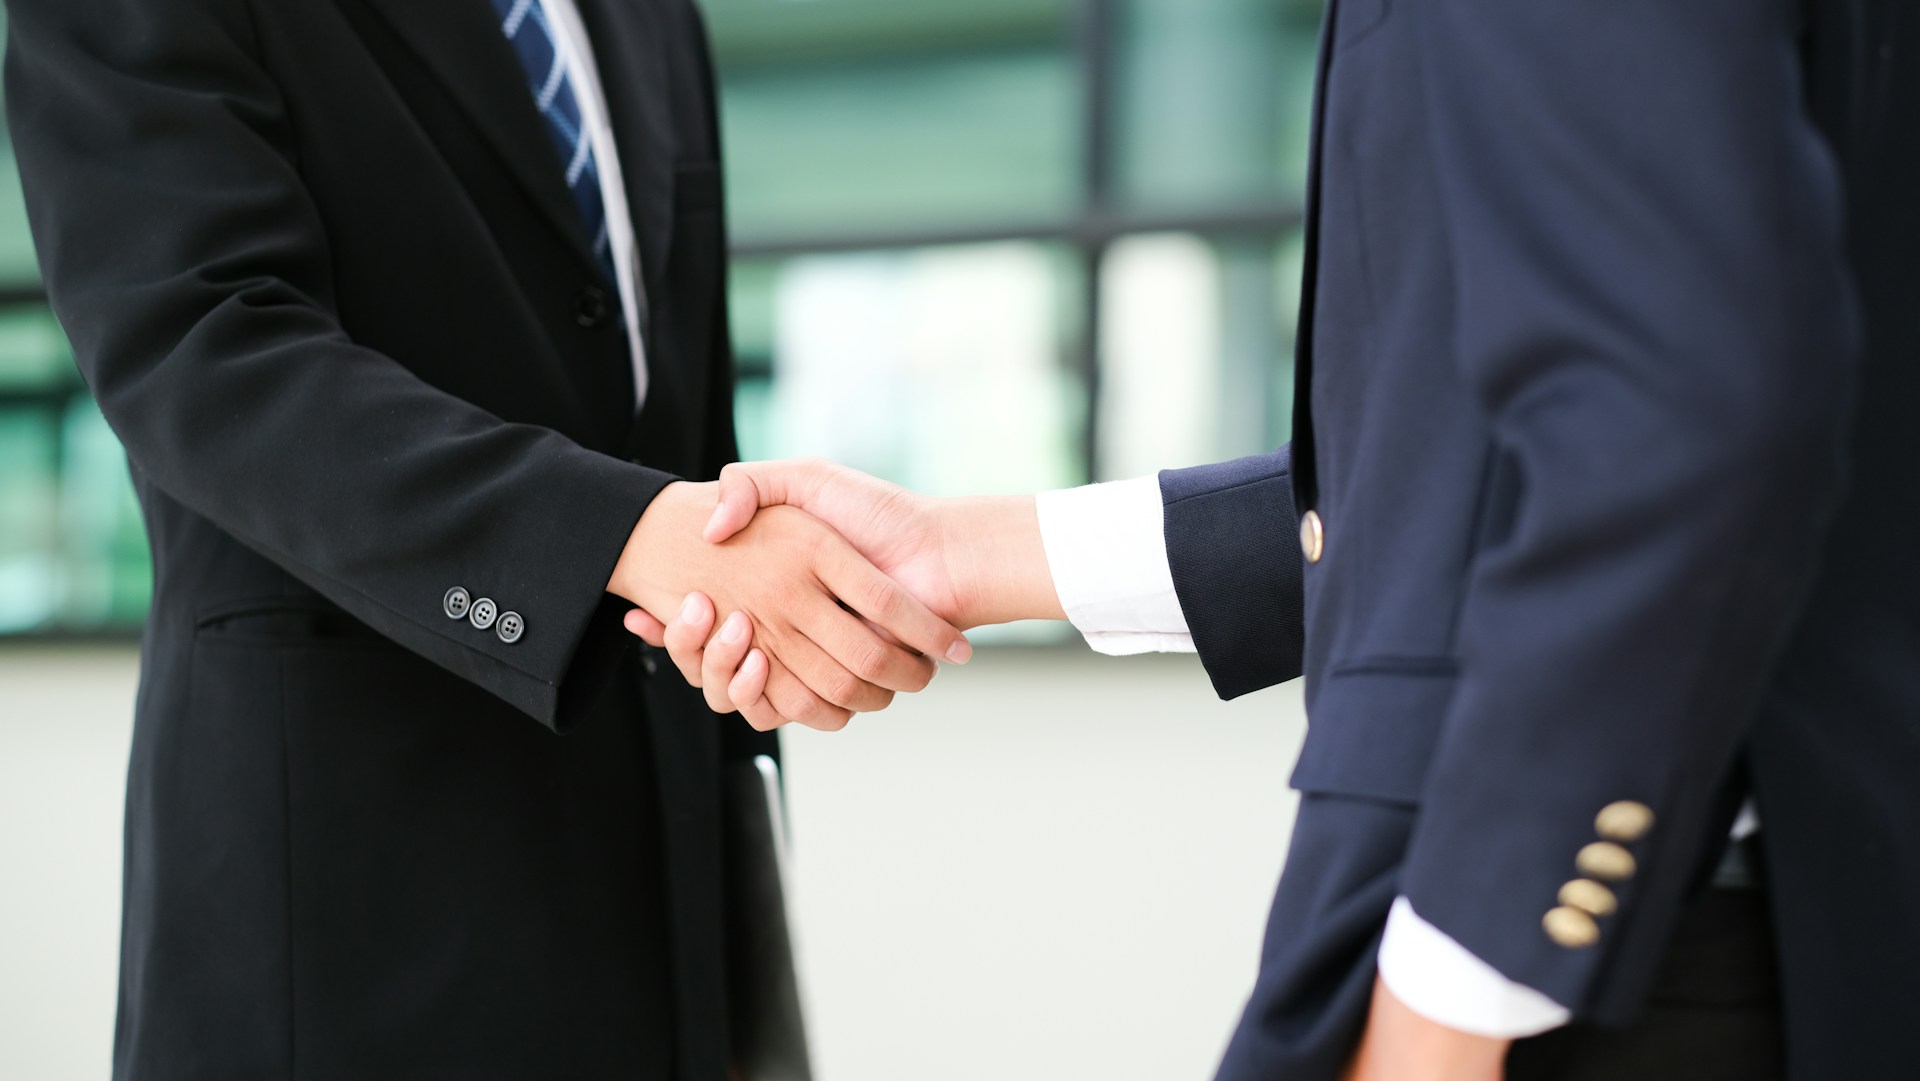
[487,0,619,285]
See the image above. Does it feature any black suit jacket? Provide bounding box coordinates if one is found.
[1156,3,1917,1079]
[6,0,766,1077]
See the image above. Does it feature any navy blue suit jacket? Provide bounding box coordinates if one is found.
[1160,3,1916,1078]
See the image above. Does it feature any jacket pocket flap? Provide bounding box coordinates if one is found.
[1289,661,1457,804]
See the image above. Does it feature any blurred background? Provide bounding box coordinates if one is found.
[0,0,1319,1077]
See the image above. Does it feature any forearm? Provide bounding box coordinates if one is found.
[1343,976,1510,1081]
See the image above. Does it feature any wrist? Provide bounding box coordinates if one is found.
[1347,975,1510,1081]
[609,480,718,610]
[936,494,1065,628]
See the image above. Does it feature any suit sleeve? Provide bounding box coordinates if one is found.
[6,0,672,729]
[1398,0,1857,1018]
[1158,446,1305,699]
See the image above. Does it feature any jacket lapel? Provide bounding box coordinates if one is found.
[359,0,606,277]
[574,0,678,302]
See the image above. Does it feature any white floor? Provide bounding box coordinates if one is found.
[0,646,1306,1081]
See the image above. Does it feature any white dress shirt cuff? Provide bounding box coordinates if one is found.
[1034,477,1196,656]
[1376,896,1572,1039]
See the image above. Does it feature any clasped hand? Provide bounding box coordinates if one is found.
[608,477,977,732]
[618,461,1063,731]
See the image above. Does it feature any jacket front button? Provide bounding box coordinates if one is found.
[1299,510,1325,564]
[468,597,498,631]
[641,651,659,676]
[1576,841,1637,881]
[443,586,471,620]
[495,611,524,644]
[575,286,611,329]
[1543,906,1599,948]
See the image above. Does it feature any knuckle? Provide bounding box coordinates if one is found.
[858,578,901,619]
[794,695,837,728]
[787,695,822,725]
[850,641,893,684]
[800,533,834,569]
[825,670,865,708]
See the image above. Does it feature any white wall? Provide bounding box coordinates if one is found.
[0,647,1306,1081]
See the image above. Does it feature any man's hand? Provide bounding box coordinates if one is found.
[703,458,1064,630]
[702,459,964,626]
[608,480,972,732]
[1340,975,1511,1081]
[625,459,1067,725]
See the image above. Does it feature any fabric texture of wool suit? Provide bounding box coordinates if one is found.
[1156,2,1919,1078]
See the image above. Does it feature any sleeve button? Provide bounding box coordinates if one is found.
[496,611,524,644]
[1595,801,1655,842]
[468,597,498,631]
[1543,906,1600,948]
[1575,841,1637,881]
[1558,878,1618,917]
[443,586,471,620]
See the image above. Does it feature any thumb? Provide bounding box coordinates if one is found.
[702,459,832,543]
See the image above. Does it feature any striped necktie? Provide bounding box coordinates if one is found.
[487,0,619,285]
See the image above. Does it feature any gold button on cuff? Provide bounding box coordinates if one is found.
[1300,510,1325,564]
[1543,906,1600,949]
[1576,841,1637,881]
[1558,878,1618,918]
[1595,800,1655,843]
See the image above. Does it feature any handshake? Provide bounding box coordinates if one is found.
[606,459,1066,731]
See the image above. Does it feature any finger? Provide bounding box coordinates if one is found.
[814,544,973,666]
[624,608,668,648]
[729,648,772,710]
[795,592,941,695]
[732,653,792,732]
[662,593,716,688]
[699,610,755,714]
[703,463,765,544]
[703,459,835,543]
[759,635,869,729]
[763,614,900,713]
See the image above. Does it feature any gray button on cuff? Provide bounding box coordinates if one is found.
[444,586,471,620]
[468,597,498,631]
[495,611,524,644]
